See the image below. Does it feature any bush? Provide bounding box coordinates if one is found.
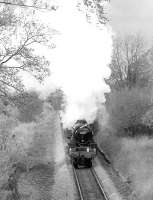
[0,114,19,151]
[142,108,153,127]
[115,137,153,200]
[46,89,65,111]
[0,113,19,193]
[107,87,152,136]
[14,91,43,122]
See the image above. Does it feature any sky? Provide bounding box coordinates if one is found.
[110,0,153,41]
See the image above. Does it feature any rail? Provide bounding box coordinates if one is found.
[97,146,111,164]
[72,165,110,200]
[91,168,110,200]
[72,165,84,200]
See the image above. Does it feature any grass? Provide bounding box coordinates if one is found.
[99,132,153,200]
[117,137,153,200]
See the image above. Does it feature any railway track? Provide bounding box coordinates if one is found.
[73,166,109,200]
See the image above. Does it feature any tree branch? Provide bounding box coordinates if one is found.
[0,64,25,69]
[0,40,28,66]
[0,88,8,96]
[0,79,23,92]
[0,1,57,11]
[0,34,41,66]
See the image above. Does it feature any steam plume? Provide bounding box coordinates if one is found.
[52,0,113,127]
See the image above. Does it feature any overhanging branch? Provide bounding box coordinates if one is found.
[0,79,23,92]
[0,35,40,66]
[0,1,57,11]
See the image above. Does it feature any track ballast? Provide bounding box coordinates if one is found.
[73,166,109,200]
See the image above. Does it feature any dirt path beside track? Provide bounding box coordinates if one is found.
[51,114,77,200]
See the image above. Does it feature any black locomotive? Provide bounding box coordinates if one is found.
[67,120,97,168]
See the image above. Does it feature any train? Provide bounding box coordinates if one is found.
[66,119,97,168]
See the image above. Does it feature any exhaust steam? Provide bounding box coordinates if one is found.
[51,0,113,127]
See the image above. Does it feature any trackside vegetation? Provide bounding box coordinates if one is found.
[98,34,153,200]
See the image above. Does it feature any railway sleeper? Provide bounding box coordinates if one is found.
[73,157,92,168]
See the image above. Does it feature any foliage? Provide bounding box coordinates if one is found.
[78,0,109,25]
[12,91,43,122]
[104,34,153,136]
[0,101,56,198]
[115,137,153,200]
[0,104,16,152]
[99,129,153,199]
[0,0,58,11]
[107,87,152,136]
[0,101,19,151]
[46,89,65,111]
[8,122,36,162]
[142,107,153,127]
[0,100,6,115]
[0,0,54,99]
[105,34,153,91]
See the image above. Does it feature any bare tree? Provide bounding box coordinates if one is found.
[106,34,152,90]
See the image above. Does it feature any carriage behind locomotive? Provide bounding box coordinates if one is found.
[66,120,97,168]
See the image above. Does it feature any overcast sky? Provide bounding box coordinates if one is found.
[110,0,153,41]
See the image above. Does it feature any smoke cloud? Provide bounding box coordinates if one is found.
[51,0,113,127]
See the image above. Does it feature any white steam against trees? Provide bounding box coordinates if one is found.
[51,0,112,127]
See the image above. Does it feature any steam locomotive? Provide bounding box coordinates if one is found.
[67,120,97,168]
